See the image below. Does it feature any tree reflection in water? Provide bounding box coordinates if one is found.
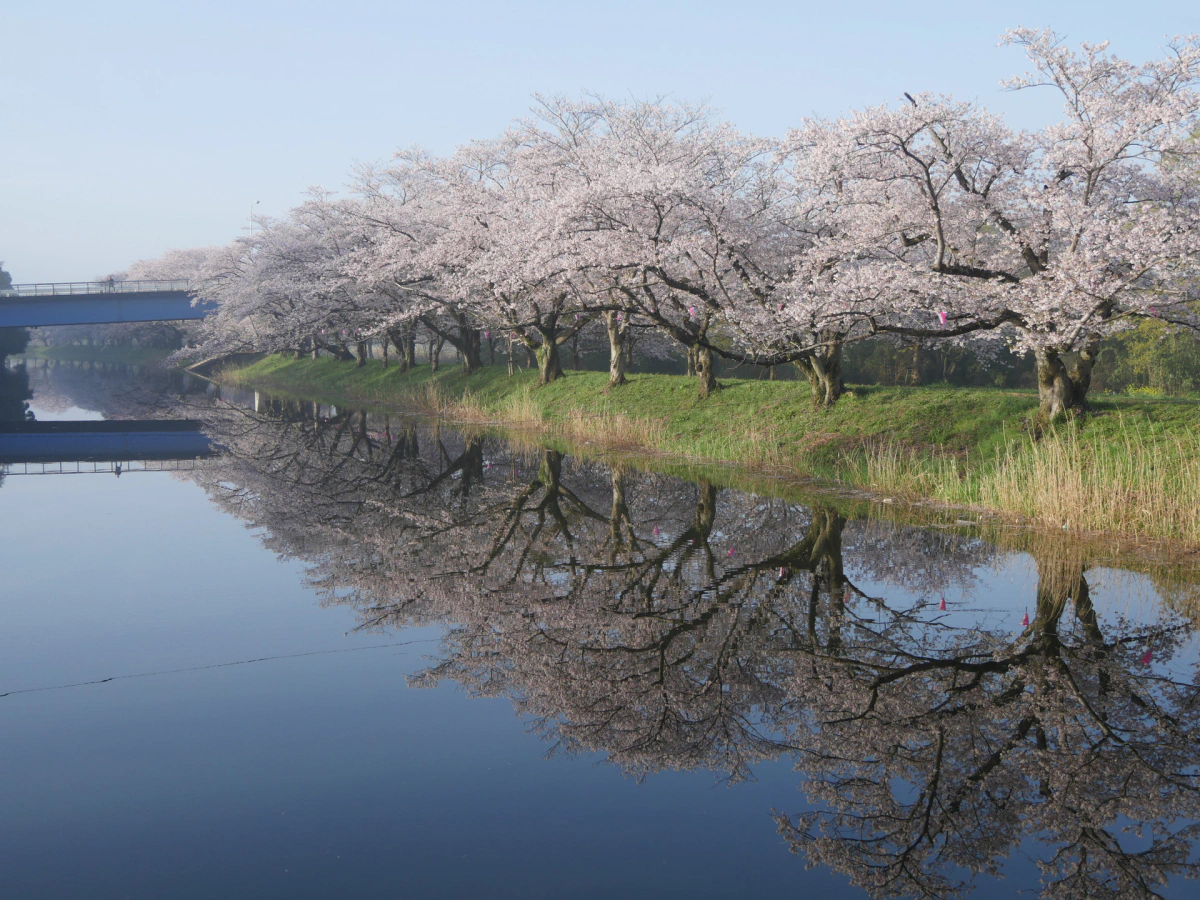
[185,396,1200,900]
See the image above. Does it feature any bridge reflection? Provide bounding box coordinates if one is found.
[0,420,212,469]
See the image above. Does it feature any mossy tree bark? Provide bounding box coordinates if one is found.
[605,311,627,387]
[796,339,844,408]
[1034,335,1100,430]
[535,329,564,385]
[695,345,718,398]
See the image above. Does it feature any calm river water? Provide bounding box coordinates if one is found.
[2,358,1199,899]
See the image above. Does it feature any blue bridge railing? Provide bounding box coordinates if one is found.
[0,280,192,298]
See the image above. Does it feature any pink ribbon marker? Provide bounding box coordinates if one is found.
[779,567,786,577]
[1021,611,1030,627]
[688,307,695,317]
[653,526,660,536]
[728,547,735,557]
[939,597,946,611]
[1142,650,1154,665]
[938,311,948,326]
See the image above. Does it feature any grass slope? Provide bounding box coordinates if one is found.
[220,355,1200,544]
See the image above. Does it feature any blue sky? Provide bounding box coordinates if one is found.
[3,0,1196,282]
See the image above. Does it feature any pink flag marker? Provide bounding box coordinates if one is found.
[688,307,695,317]
[1142,649,1154,665]
[779,567,786,577]
[938,311,948,326]
[728,547,735,557]
[653,526,660,536]
[1021,611,1030,627]
[939,597,947,611]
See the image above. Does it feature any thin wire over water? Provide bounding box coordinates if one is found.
[0,638,439,699]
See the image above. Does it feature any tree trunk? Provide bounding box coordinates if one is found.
[798,341,844,408]
[380,334,389,369]
[457,320,482,375]
[1036,335,1101,429]
[488,337,496,367]
[386,329,409,372]
[431,335,444,373]
[605,311,627,387]
[1035,348,1074,428]
[404,331,416,371]
[571,334,580,371]
[695,345,718,398]
[1067,334,1100,405]
[686,346,697,377]
[525,345,536,369]
[535,333,564,385]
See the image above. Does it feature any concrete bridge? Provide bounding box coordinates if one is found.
[0,420,213,467]
[0,281,216,328]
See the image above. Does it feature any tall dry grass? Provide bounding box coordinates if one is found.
[979,425,1200,542]
[858,421,1200,544]
[445,388,667,455]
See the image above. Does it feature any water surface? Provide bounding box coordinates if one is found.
[2,358,1198,899]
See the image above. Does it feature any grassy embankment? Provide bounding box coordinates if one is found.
[220,354,1200,545]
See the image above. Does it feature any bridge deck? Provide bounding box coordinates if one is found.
[0,281,215,328]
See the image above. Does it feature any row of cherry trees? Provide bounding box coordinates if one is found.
[148,29,1200,423]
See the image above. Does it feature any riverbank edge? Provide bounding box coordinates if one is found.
[216,354,1200,548]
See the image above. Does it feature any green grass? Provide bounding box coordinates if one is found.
[218,355,1200,544]
[22,345,174,365]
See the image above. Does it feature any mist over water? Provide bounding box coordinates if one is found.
[2,361,1199,899]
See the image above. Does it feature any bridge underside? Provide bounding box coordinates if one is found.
[0,291,215,328]
[0,420,213,464]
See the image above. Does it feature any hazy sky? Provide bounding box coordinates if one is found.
[3,0,1196,282]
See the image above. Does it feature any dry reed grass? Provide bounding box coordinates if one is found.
[858,420,1200,545]
[445,388,667,455]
